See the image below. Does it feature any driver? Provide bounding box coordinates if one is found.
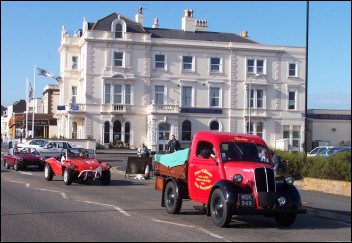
[78,150,86,158]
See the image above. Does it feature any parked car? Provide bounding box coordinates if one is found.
[307,146,334,157]
[3,147,46,171]
[36,141,76,158]
[328,146,351,157]
[317,146,350,158]
[16,139,48,149]
[44,148,111,185]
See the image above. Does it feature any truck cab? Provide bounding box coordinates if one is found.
[154,131,306,227]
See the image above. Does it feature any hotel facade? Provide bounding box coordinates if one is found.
[55,8,306,153]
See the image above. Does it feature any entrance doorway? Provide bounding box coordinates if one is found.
[157,122,170,152]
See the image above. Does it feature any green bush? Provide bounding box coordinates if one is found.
[273,149,351,182]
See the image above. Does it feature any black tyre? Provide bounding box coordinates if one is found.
[44,163,54,181]
[164,181,182,214]
[210,188,232,227]
[275,214,297,227]
[100,170,111,185]
[14,162,20,171]
[4,160,10,169]
[63,168,73,185]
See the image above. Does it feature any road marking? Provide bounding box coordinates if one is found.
[8,180,27,184]
[151,219,230,241]
[33,187,68,199]
[19,171,33,175]
[82,200,130,216]
[151,219,195,227]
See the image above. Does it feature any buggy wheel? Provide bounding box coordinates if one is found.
[100,170,111,185]
[164,181,182,214]
[210,188,232,227]
[63,168,73,185]
[44,163,54,181]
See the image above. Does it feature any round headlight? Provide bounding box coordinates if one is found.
[278,196,286,206]
[69,163,75,169]
[233,174,243,184]
[285,176,294,186]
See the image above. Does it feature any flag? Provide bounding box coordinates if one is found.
[55,76,63,83]
[37,67,55,78]
[27,78,33,100]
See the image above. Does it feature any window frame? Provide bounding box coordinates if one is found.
[182,55,194,72]
[247,58,266,75]
[209,86,221,107]
[247,86,266,109]
[72,56,78,70]
[181,85,193,107]
[71,86,77,104]
[288,62,298,77]
[209,57,222,73]
[113,51,124,67]
[288,90,297,110]
[154,54,167,70]
[111,18,126,39]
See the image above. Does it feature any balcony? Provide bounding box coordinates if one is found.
[147,104,180,114]
[101,104,132,114]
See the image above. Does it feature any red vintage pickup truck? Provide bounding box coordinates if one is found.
[154,131,306,227]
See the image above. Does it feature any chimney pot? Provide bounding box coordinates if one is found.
[240,30,248,38]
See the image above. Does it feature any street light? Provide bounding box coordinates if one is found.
[248,73,260,134]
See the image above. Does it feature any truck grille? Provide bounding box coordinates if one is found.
[254,167,276,208]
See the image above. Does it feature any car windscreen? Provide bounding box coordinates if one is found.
[219,141,268,163]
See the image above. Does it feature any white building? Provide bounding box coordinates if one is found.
[56,8,306,152]
[307,109,351,148]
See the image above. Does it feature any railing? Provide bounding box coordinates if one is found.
[147,104,180,113]
[101,104,131,113]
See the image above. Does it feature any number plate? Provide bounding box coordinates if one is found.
[27,165,39,168]
[238,194,254,207]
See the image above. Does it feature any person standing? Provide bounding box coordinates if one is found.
[137,143,149,157]
[8,134,13,154]
[168,135,181,153]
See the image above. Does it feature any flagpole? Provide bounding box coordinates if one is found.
[26,77,29,139]
[32,65,36,138]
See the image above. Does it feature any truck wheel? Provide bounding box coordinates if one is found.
[63,168,73,185]
[100,170,111,185]
[44,164,54,181]
[164,181,182,214]
[210,188,232,227]
[275,214,297,227]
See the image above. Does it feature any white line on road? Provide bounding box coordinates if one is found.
[151,219,230,241]
[151,219,195,228]
[19,171,33,175]
[33,187,68,199]
[82,200,130,216]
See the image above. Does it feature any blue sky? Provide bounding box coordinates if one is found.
[1,1,351,110]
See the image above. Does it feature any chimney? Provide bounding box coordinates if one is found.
[135,6,144,26]
[152,18,159,28]
[240,30,249,38]
[181,9,195,32]
[195,19,208,32]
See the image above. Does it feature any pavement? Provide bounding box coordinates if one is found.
[2,148,351,224]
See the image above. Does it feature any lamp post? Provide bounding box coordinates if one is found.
[248,74,260,134]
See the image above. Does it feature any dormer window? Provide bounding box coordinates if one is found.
[115,23,122,38]
[111,18,126,39]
